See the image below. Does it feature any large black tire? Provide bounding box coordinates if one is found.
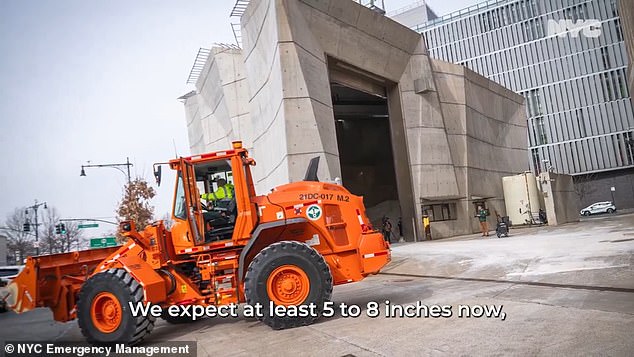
[607,208,615,214]
[244,241,332,329]
[77,269,155,345]
[583,211,591,216]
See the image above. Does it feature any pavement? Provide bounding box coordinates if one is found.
[0,212,632,356]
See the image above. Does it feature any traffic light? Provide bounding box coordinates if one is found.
[60,223,66,234]
[23,222,30,232]
[55,224,61,235]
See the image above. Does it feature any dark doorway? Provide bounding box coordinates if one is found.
[330,83,399,217]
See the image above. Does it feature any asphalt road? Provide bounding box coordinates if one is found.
[1,213,633,356]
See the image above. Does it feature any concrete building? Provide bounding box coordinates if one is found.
[181,0,528,239]
[414,0,634,210]
[620,0,634,102]
[388,1,437,29]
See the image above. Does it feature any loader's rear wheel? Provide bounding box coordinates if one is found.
[77,269,155,345]
[244,241,332,329]
[267,265,311,306]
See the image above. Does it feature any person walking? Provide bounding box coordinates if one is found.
[477,206,489,237]
[381,216,393,243]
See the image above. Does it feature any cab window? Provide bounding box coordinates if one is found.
[174,173,187,220]
[195,159,236,242]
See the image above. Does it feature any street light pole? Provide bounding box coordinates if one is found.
[24,200,47,256]
[80,157,133,183]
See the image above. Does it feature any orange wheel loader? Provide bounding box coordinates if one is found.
[5,141,390,344]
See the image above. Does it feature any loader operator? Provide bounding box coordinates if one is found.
[201,178,235,241]
[201,178,234,207]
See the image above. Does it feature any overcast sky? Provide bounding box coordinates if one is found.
[0,0,477,239]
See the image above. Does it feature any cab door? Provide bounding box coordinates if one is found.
[182,160,205,245]
[171,159,205,251]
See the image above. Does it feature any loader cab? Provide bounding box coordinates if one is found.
[196,160,237,242]
[170,146,258,254]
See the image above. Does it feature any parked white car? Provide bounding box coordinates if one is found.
[0,265,24,286]
[580,201,616,216]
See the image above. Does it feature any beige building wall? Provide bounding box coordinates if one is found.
[181,0,528,239]
[539,172,579,226]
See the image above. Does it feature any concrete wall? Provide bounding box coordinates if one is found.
[539,172,579,226]
[181,0,529,239]
[429,60,527,237]
[574,168,634,210]
[185,48,251,155]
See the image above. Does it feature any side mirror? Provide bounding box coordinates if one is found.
[153,164,162,186]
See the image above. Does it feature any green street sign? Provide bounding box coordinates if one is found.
[90,237,118,248]
[78,223,99,229]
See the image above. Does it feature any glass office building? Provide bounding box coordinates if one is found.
[410,0,633,206]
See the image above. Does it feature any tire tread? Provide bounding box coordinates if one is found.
[244,240,332,329]
[77,268,155,345]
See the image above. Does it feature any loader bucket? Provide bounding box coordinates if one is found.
[5,247,120,321]
[6,256,38,313]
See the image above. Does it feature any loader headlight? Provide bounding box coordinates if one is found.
[121,221,132,232]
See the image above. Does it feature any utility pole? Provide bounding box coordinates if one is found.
[24,200,47,256]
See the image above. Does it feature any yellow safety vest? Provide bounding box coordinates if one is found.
[201,184,234,201]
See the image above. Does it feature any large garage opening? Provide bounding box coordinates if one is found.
[329,63,401,228]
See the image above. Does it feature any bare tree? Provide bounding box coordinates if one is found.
[41,207,60,255]
[34,207,84,255]
[3,208,36,264]
[574,173,598,203]
[116,178,156,242]
[61,222,83,252]
[74,229,99,251]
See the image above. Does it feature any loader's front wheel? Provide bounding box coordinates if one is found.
[244,241,332,329]
[77,269,155,345]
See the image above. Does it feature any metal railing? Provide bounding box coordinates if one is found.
[386,0,424,17]
[230,0,250,18]
[231,23,242,48]
[412,0,511,31]
[186,48,211,85]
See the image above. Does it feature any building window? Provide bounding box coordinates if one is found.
[535,117,548,144]
[615,19,624,41]
[422,203,457,222]
[525,88,542,117]
[599,69,628,101]
[616,69,628,98]
[564,3,588,22]
[530,0,538,18]
[610,0,618,17]
[601,73,614,101]
[600,46,611,69]
[531,149,541,173]
[625,132,634,165]
[576,109,587,137]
